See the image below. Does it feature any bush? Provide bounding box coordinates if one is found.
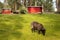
[20,10,27,14]
[19,6,28,14]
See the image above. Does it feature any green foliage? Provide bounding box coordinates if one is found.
[37,0,53,11]
[8,0,21,11]
[19,6,28,14]
[0,2,3,10]
[8,0,53,12]
[44,0,53,11]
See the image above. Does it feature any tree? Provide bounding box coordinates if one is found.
[8,0,21,11]
[0,2,3,10]
[8,0,17,11]
[44,0,53,12]
[8,0,53,12]
[37,0,53,12]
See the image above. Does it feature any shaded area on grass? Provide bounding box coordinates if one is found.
[0,14,24,40]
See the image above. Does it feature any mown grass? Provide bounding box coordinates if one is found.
[0,14,60,40]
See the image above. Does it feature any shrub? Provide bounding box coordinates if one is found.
[19,6,28,14]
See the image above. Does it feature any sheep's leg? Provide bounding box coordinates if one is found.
[38,30,41,34]
[31,28,35,33]
[41,29,46,36]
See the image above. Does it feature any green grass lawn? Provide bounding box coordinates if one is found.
[0,14,60,40]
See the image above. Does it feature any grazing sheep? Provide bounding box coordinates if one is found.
[31,21,46,36]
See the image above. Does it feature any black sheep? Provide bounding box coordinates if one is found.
[31,21,46,36]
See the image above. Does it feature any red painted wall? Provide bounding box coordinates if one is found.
[2,9,12,14]
[28,6,42,14]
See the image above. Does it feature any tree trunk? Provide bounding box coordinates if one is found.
[56,0,60,12]
[14,2,17,11]
[28,0,32,6]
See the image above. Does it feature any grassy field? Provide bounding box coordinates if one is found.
[0,14,60,40]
